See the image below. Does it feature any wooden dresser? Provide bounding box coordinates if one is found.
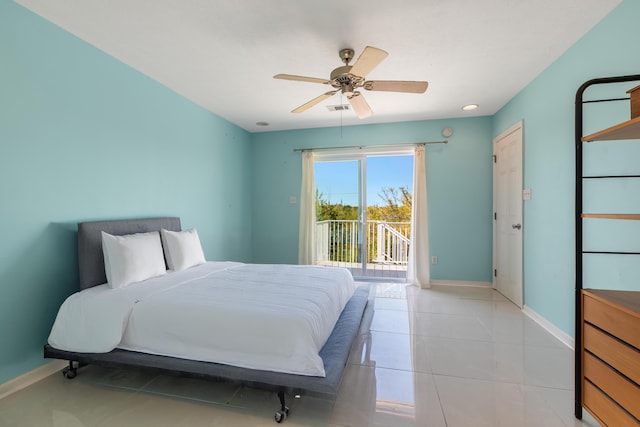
[582,289,640,426]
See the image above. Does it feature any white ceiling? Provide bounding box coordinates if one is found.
[16,0,621,133]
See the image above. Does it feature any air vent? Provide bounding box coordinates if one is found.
[327,104,350,112]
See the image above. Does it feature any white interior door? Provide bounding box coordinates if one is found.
[493,122,523,307]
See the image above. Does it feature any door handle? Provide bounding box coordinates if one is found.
[512,224,522,230]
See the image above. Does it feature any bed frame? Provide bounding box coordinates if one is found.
[44,217,370,423]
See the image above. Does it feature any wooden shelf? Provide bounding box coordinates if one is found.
[582,116,640,142]
[585,289,640,316]
[582,213,640,220]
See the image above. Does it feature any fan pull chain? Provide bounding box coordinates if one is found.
[340,93,343,138]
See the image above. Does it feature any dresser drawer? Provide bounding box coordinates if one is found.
[583,380,640,427]
[583,293,640,349]
[584,352,640,420]
[583,323,640,385]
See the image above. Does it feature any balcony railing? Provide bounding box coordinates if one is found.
[316,220,411,267]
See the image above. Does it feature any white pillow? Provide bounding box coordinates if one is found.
[101,231,167,289]
[160,228,206,271]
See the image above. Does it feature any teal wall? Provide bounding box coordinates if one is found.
[492,0,640,336]
[0,1,252,383]
[250,117,494,282]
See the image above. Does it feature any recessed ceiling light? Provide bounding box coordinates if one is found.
[462,104,479,111]
[256,121,269,127]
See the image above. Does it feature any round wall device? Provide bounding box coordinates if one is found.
[442,127,453,137]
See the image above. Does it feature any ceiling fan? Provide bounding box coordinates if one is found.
[274,46,429,119]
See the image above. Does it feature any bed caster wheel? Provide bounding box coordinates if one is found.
[274,408,289,423]
[62,366,77,379]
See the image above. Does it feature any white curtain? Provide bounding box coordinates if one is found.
[407,146,430,288]
[298,151,316,265]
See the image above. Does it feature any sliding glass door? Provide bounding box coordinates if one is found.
[315,158,366,275]
[365,155,413,279]
[314,152,413,279]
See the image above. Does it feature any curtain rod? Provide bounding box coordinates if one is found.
[292,140,448,153]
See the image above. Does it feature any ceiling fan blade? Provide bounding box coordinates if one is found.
[364,80,429,94]
[292,91,338,113]
[347,92,373,119]
[349,46,388,78]
[274,74,330,85]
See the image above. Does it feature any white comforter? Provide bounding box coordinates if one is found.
[48,262,355,377]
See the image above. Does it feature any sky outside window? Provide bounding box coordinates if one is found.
[315,155,413,207]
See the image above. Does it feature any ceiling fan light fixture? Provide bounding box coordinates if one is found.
[341,83,355,97]
[462,104,479,111]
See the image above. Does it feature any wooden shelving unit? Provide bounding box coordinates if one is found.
[582,116,640,142]
[575,74,640,423]
[582,213,640,220]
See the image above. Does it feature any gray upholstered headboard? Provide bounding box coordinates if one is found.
[77,217,181,290]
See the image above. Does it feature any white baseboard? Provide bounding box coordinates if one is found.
[0,360,67,400]
[430,280,493,288]
[523,305,574,350]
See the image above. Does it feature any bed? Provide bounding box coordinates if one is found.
[43,217,369,423]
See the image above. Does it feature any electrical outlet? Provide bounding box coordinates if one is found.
[431,256,438,265]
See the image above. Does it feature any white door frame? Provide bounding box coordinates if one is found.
[493,121,524,307]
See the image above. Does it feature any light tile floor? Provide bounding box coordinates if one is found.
[0,283,601,426]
